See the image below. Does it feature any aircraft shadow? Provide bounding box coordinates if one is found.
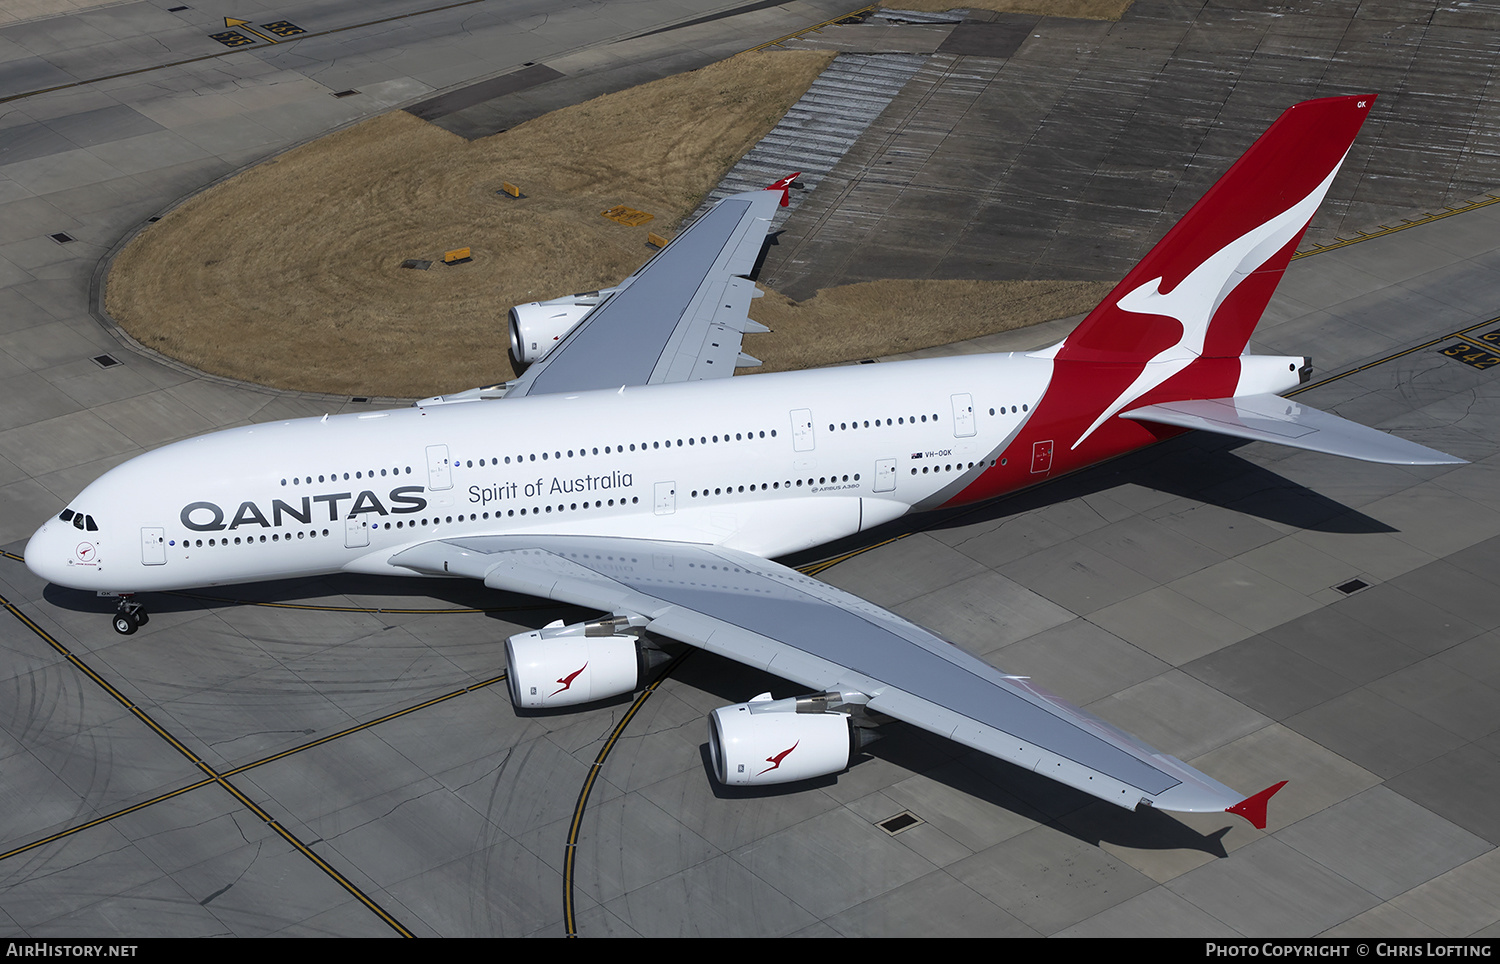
[672,650,1235,858]
[37,570,575,618]
[788,432,1397,570]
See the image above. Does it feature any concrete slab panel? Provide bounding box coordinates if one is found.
[1334,581,1484,658]
[445,731,614,840]
[1094,669,1270,763]
[0,146,126,196]
[1377,849,1500,937]
[44,103,163,150]
[1261,605,1425,685]
[948,821,1156,935]
[170,835,377,937]
[894,569,1075,656]
[1367,655,1500,741]
[1184,634,1359,721]
[0,476,74,543]
[818,531,987,607]
[1059,885,1239,937]
[1384,743,1500,846]
[602,852,815,937]
[825,869,1037,937]
[1167,836,1379,937]
[0,824,183,932]
[384,834,560,937]
[993,616,1167,706]
[1286,686,1468,780]
[91,390,217,448]
[1276,786,1491,900]
[1088,585,1254,666]
[997,542,1158,615]
[565,792,717,907]
[1164,560,1321,636]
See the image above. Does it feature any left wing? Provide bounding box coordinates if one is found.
[390,533,1280,826]
[504,188,783,398]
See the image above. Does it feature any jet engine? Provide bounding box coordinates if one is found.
[505,615,653,708]
[508,287,620,365]
[708,692,873,786]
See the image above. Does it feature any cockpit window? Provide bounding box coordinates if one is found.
[62,509,97,530]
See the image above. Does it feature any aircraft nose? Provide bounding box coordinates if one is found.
[24,522,71,586]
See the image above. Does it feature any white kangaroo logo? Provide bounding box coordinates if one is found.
[1071,156,1347,450]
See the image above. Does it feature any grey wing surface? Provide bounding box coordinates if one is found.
[390,533,1251,818]
[1122,394,1464,465]
[504,189,781,398]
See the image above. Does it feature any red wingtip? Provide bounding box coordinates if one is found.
[1226,780,1287,830]
[766,172,800,207]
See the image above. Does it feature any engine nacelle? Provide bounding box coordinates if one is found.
[708,695,856,786]
[508,288,619,365]
[505,618,644,708]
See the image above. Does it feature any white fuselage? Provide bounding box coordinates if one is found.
[26,353,1058,594]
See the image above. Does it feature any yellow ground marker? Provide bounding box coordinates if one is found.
[601,204,654,226]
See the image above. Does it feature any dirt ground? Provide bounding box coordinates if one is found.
[107,45,1110,399]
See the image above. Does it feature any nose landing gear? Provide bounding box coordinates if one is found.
[112,596,147,635]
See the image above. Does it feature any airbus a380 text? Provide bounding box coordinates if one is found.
[27,95,1460,830]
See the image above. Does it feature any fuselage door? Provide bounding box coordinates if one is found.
[1031,440,1054,475]
[345,515,370,548]
[952,394,976,438]
[426,444,453,491]
[141,527,166,566]
[874,458,896,493]
[791,409,815,452]
[654,481,676,516]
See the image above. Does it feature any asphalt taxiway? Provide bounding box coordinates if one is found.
[0,0,1498,938]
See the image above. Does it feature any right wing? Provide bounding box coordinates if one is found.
[1122,394,1464,464]
[504,187,783,398]
[391,533,1280,826]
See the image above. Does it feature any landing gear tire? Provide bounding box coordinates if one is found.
[112,598,146,635]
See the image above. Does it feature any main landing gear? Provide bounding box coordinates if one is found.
[112,596,147,635]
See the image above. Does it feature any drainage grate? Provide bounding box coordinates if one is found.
[877,811,923,835]
[332,89,360,98]
[50,232,75,244]
[91,354,120,369]
[1335,578,1369,595]
[350,397,369,404]
[167,5,190,10]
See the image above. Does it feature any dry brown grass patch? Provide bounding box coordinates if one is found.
[107,50,834,398]
[108,47,1111,399]
[744,279,1112,372]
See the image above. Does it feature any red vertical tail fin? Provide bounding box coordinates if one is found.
[1060,96,1375,365]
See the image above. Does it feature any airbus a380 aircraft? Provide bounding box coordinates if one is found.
[27,94,1459,829]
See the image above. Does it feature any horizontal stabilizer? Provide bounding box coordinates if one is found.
[1122,394,1465,465]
